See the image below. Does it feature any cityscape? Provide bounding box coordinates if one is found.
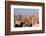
[14,8,39,27]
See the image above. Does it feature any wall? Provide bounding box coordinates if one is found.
[0,0,46,36]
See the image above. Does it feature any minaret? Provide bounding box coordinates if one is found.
[31,12,35,26]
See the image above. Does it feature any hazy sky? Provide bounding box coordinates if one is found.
[14,8,39,16]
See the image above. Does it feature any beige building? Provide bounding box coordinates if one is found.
[14,15,39,25]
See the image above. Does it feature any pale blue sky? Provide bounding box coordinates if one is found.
[14,8,39,16]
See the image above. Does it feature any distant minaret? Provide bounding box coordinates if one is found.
[31,12,35,26]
